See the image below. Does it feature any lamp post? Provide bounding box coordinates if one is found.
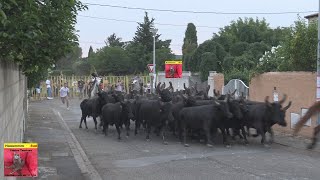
[317,1,320,125]
[151,28,158,94]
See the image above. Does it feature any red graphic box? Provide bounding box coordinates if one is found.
[165,61,182,78]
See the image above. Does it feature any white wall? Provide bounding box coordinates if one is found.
[0,60,27,180]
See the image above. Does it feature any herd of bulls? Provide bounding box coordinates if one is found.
[79,82,292,148]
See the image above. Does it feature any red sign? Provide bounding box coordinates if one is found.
[165,61,182,78]
[147,64,154,73]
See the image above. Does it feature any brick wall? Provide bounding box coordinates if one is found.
[249,72,317,137]
[0,60,27,179]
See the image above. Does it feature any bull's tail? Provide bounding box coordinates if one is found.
[293,101,320,135]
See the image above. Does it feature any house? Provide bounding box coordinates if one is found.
[304,13,318,24]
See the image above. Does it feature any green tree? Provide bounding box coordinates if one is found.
[88,46,94,58]
[133,12,156,52]
[199,52,218,81]
[90,47,132,75]
[191,40,226,72]
[72,58,92,75]
[105,33,124,47]
[283,18,317,71]
[0,0,87,87]
[129,12,173,72]
[55,46,82,70]
[182,23,198,70]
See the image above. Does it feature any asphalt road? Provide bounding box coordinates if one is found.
[50,99,320,180]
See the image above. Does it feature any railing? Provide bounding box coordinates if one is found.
[222,79,249,99]
[28,75,151,100]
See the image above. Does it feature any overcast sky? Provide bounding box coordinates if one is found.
[76,0,318,57]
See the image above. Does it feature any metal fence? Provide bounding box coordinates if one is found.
[222,79,249,99]
[28,75,151,100]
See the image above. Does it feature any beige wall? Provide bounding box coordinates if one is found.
[0,60,27,180]
[207,72,224,97]
[249,72,317,137]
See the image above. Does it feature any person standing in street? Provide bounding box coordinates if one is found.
[115,79,123,92]
[78,79,85,99]
[46,79,53,100]
[60,82,70,110]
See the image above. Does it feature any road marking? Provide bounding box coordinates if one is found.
[52,108,102,180]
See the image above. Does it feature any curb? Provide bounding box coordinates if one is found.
[52,108,103,180]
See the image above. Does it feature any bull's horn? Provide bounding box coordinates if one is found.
[224,94,229,102]
[282,101,292,111]
[213,100,221,106]
[279,94,287,105]
[160,82,166,90]
[184,83,187,90]
[156,82,161,93]
[231,89,237,96]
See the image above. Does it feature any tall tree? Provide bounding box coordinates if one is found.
[133,12,156,52]
[105,33,124,47]
[0,0,87,87]
[182,23,198,70]
[130,12,173,72]
[55,46,82,70]
[88,46,94,58]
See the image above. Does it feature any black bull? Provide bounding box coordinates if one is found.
[179,98,234,147]
[245,95,292,145]
[102,101,134,140]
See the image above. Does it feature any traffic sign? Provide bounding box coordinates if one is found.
[147,64,154,73]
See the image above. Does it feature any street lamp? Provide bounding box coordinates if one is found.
[317,1,320,124]
[151,28,158,94]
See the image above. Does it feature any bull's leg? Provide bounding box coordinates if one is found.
[246,126,251,137]
[79,116,84,128]
[220,127,231,147]
[162,122,169,145]
[204,126,213,147]
[125,122,130,138]
[93,117,98,130]
[267,127,274,144]
[99,115,103,128]
[183,126,189,147]
[226,128,231,136]
[257,128,268,147]
[103,123,109,136]
[116,124,121,140]
[135,120,140,135]
[84,118,88,129]
[146,123,151,141]
[240,126,249,145]
[307,125,320,149]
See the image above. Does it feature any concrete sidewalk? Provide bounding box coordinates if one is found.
[24,101,90,180]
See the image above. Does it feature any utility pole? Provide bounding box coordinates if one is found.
[317,0,320,124]
[151,28,158,94]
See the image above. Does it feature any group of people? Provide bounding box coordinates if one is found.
[35,73,151,110]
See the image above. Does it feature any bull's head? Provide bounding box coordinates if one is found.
[215,95,233,119]
[228,99,244,120]
[265,94,288,126]
[121,100,135,121]
[159,101,174,123]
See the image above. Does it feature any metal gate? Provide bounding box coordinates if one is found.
[222,79,249,99]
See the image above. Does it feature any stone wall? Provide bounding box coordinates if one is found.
[208,71,224,97]
[156,71,192,91]
[249,72,317,137]
[0,60,27,179]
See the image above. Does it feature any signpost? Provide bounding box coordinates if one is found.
[147,64,154,73]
